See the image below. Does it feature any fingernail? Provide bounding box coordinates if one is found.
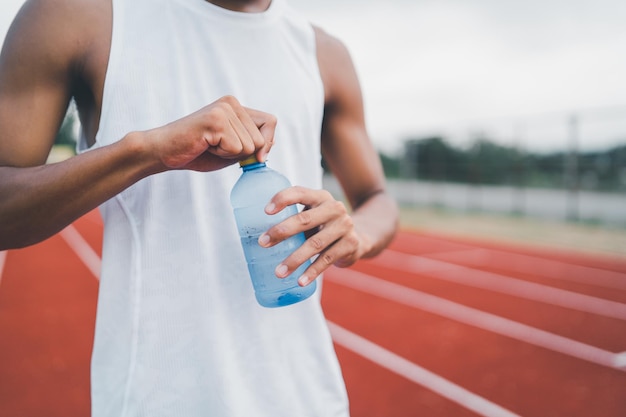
[298,275,310,286]
[258,233,270,246]
[265,202,275,213]
[275,264,288,277]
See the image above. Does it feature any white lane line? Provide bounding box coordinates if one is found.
[326,268,626,371]
[370,250,626,321]
[614,352,626,368]
[59,225,101,279]
[0,251,7,286]
[424,248,626,290]
[328,321,521,417]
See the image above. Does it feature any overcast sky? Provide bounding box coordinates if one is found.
[2,0,626,153]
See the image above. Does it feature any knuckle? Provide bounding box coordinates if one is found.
[283,186,304,202]
[253,134,266,147]
[345,232,359,248]
[337,256,357,268]
[241,141,255,155]
[297,210,312,226]
[333,200,348,214]
[321,252,334,266]
[341,214,354,230]
[308,236,324,250]
[229,140,243,153]
[220,95,239,106]
[214,101,230,115]
[319,189,333,202]
[205,106,225,125]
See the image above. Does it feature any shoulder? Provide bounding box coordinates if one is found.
[313,26,347,54]
[0,0,112,165]
[8,0,110,41]
[2,0,111,73]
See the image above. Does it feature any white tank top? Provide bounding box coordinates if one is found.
[82,1,349,415]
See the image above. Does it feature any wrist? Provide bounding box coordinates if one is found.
[121,130,167,177]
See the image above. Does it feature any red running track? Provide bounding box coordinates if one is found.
[1,211,625,416]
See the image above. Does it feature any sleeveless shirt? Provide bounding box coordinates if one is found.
[80,0,349,415]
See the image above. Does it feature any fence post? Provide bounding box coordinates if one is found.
[512,124,526,216]
[565,115,579,221]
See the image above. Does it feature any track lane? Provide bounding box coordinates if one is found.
[326,268,626,369]
[350,260,626,353]
[60,225,102,279]
[401,249,626,305]
[368,250,626,318]
[0,234,97,417]
[328,321,521,417]
[323,230,626,416]
[322,278,626,417]
[2,214,625,416]
[391,231,626,272]
[423,248,626,291]
[332,344,480,417]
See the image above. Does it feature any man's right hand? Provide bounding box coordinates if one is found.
[0,95,276,250]
[0,0,276,250]
[143,95,277,173]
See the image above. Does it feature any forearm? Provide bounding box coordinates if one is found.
[0,132,161,250]
[351,190,398,259]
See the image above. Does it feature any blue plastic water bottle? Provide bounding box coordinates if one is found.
[230,156,317,308]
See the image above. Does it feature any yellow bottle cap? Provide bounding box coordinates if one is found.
[239,155,259,167]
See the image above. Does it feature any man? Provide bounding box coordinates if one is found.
[0,0,398,415]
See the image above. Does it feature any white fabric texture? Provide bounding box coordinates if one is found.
[84,0,349,415]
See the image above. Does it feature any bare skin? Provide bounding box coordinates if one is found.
[0,0,398,285]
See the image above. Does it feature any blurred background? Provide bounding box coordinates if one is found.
[1,2,625,416]
[3,0,625,238]
[294,0,626,255]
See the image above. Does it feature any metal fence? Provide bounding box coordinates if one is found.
[331,106,626,226]
[397,106,626,191]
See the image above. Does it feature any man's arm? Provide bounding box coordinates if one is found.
[0,0,275,250]
[258,27,398,286]
[316,27,398,260]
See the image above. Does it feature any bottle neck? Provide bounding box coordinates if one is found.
[241,161,266,172]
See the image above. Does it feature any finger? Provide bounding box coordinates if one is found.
[202,96,255,158]
[203,114,245,158]
[245,107,277,162]
[292,227,343,270]
[206,127,245,158]
[226,103,266,157]
[237,107,270,155]
[297,232,361,286]
[272,216,354,281]
[219,102,256,156]
[265,186,335,215]
[260,200,347,247]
